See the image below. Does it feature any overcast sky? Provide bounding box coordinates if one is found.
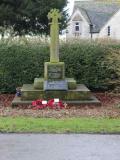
[67,0,75,15]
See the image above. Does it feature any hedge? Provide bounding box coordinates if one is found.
[0,39,120,93]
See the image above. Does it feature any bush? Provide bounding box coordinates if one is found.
[60,40,120,91]
[0,39,120,93]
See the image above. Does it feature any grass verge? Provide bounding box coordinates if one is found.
[0,117,120,134]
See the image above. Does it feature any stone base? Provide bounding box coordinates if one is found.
[12,84,101,106]
[21,84,91,101]
[67,78,77,90]
[33,78,77,90]
[12,95,100,106]
[34,78,44,89]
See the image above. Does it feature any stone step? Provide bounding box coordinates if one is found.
[21,84,91,101]
[12,95,101,106]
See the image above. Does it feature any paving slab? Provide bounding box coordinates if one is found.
[0,134,120,160]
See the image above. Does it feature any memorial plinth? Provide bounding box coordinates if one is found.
[12,9,100,106]
[44,62,65,80]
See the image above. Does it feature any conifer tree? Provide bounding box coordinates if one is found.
[0,0,68,36]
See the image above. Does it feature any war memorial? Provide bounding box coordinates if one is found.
[12,9,100,105]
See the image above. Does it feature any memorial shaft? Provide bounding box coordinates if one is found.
[48,9,61,63]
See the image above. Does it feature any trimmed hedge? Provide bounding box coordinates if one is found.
[0,39,120,93]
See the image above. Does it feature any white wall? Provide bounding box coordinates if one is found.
[66,9,90,39]
[99,9,120,40]
[91,33,99,39]
[67,8,120,40]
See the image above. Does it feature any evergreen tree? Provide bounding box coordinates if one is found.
[0,0,68,36]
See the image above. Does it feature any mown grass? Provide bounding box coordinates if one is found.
[0,117,120,134]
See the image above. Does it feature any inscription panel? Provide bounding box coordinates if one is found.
[44,80,68,91]
[48,65,63,79]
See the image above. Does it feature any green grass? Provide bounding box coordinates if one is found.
[0,117,120,134]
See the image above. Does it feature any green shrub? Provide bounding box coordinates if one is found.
[0,39,120,93]
[61,40,120,91]
[0,41,49,93]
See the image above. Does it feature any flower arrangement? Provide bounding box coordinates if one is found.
[32,99,48,110]
[32,99,65,110]
[16,87,21,97]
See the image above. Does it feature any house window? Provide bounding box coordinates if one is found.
[66,29,69,34]
[75,22,80,31]
[108,26,111,36]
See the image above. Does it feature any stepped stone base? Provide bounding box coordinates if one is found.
[21,84,90,101]
[12,84,101,106]
[34,78,77,90]
[12,95,100,106]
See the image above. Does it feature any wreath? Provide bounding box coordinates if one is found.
[32,99,65,110]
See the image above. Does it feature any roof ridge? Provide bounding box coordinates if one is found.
[73,1,120,33]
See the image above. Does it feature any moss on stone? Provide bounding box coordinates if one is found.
[44,62,65,80]
[67,78,77,90]
[21,84,91,101]
[34,78,44,90]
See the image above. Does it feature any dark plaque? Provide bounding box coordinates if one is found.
[44,80,68,91]
[48,65,63,79]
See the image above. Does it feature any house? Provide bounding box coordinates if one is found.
[66,1,120,40]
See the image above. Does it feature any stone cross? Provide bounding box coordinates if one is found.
[48,9,62,63]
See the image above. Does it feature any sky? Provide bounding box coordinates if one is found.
[67,0,75,15]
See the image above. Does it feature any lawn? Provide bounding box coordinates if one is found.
[0,93,120,134]
[0,117,120,134]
